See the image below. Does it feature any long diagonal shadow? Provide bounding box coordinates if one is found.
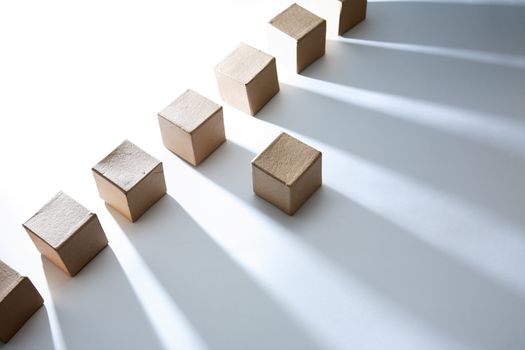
[195,145,525,350]
[303,39,525,120]
[109,195,323,350]
[255,83,525,229]
[280,186,525,350]
[0,307,54,350]
[345,1,525,57]
[43,247,163,350]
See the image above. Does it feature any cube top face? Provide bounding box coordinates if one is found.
[93,140,161,192]
[158,89,222,133]
[0,260,22,301]
[23,192,93,249]
[215,43,274,84]
[270,3,325,41]
[252,133,321,186]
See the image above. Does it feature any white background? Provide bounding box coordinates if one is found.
[1,0,525,349]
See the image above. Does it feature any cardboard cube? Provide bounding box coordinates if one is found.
[301,0,366,35]
[215,43,280,116]
[23,192,108,276]
[158,89,226,166]
[93,140,167,222]
[252,133,322,215]
[0,261,44,343]
[269,3,326,73]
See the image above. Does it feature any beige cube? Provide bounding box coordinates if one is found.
[269,3,326,73]
[252,133,322,215]
[22,192,108,276]
[0,261,44,343]
[215,43,280,116]
[92,140,167,222]
[158,89,226,166]
[300,0,366,35]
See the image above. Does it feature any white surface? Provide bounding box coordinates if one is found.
[1,0,525,349]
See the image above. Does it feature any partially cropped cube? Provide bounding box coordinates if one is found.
[93,140,167,222]
[252,133,322,215]
[301,0,366,35]
[0,261,43,343]
[23,192,108,276]
[269,3,326,73]
[158,89,226,166]
[215,43,280,116]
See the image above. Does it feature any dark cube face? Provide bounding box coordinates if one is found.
[339,0,367,34]
[0,261,44,343]
[296,20,326,72]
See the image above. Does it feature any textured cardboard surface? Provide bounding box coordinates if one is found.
[215,67,252,114]
[252,133,322,215]
[23,192,108,276]
[252,133,320,186]
[126,163,167,221]
[215,43,280,115]
[93,140,161,192]
[252,165,290,213]
[158,114,195,163]
[339,0,366,35]
[270,3,325,41]
[57,215,108,276]
[269,3,326,73]
[296,19,326,72]
[215,43,274,84]
[93,142,167,222]
[245,58,280,115]
[158,90,226,165]
[158,89,222,133]
[0,261,43,343]
[190,109,226,165]
[26,231,70,274]
[289,155,322,214]
[0,261,21,301]
[23,192,91,248]
[93,170,131,219]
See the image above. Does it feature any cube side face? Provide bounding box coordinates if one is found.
[290,155,322,215]
[58,215,108,276]
[0,277,43,343]
[23,228,70,275]
[268,24,298,72]
[246,59,280,115]
[126,163,167,222]
[252,165,291,214]
[158,115,196,165]
[215,69,251,115]
[297,21,326,73]
[340,0,367,34]
[92,170,132,221]
[191,109,226,165]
